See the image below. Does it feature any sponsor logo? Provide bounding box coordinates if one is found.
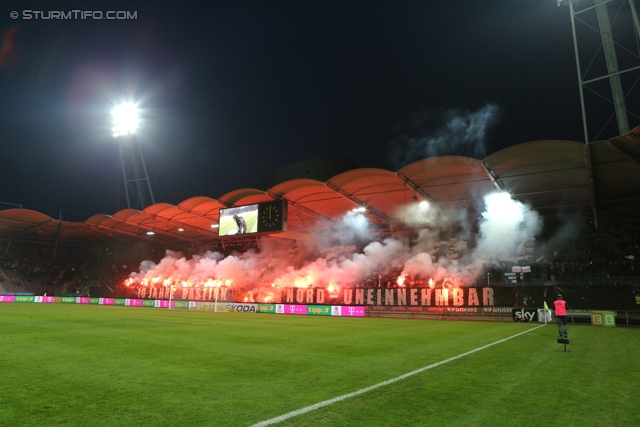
[225,303,257,313]
[514,309,536,322]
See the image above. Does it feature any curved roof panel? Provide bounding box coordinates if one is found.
[589,137,640,211]
[399,156,495,206]
[2,137,639,247]
[485,140,592,215]
[218,188,272,207]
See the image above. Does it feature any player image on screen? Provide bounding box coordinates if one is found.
[218,205,259,236]
[233,214,247,234]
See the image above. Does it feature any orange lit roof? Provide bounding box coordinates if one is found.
[1,137,639,248]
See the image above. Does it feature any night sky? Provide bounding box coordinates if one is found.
[1,1,636,221]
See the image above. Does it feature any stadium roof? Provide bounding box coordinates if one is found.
[1,137,639,249]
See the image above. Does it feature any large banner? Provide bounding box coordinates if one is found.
[283,287,496,307]
[282,285,639,310]
[133,286,233,302]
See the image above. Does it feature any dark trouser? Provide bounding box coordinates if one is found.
[557,316,567,336]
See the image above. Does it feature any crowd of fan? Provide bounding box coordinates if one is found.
[0,251,152,295]
[0,216,638,295]
[537,217,639,280]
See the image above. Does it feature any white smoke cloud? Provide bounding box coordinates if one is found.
[340,210,371,239]
[126,193,544,299]
[475,192,542,261]
[391,103,500,167]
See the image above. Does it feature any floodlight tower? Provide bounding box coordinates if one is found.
[558,0,640,142]
[112,103,156,210]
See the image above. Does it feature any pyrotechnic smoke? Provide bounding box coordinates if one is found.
[534,215,586,259]
[390,103,500,167]
[126,193,543,301]
[475,192,541,261]
[341,210,371,239]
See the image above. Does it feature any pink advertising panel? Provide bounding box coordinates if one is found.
[154,300,172,308]
[76,297,90,304]
[0,295,16,303]
[99,298,115,305]
[125,299,143,307]
[283,304,307,315]
[331,306,365,317]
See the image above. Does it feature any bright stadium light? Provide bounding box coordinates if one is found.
[112,102,139,137]
[111,100,156,210]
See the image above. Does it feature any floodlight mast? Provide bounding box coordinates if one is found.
[559,0,640,142]
[112,103,156,210]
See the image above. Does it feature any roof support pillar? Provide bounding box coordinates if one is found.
[53,222,64,259]
[324,182,394,225]
[583,144,599,229]
[396,172,444,210]
[481,162,503,191]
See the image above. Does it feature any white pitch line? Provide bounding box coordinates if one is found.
[249,324,546,427]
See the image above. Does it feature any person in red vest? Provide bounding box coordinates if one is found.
[554,294,569,338]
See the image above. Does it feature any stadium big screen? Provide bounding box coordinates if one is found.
[218,200,287,236]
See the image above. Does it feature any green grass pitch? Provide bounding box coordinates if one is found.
[1,304,639,426]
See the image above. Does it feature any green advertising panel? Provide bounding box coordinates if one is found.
[191,302,225,311]
[15,295,35,303]
[113,298,126,306]
[591,311,616,327]
[90,298,100,305]
[142,300,156,307]
[307,305,331,316]
[61,296,77,304]
[257,304,276,313]
[173,300,190,309]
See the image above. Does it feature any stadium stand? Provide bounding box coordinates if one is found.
[0,137,638,297]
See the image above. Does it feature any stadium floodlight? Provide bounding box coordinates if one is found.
[112,102,139,137]
[419,200,429,210]
[111,100,156,210]
[352,206,367,213]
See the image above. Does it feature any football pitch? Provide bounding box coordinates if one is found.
[1,304,639,427]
